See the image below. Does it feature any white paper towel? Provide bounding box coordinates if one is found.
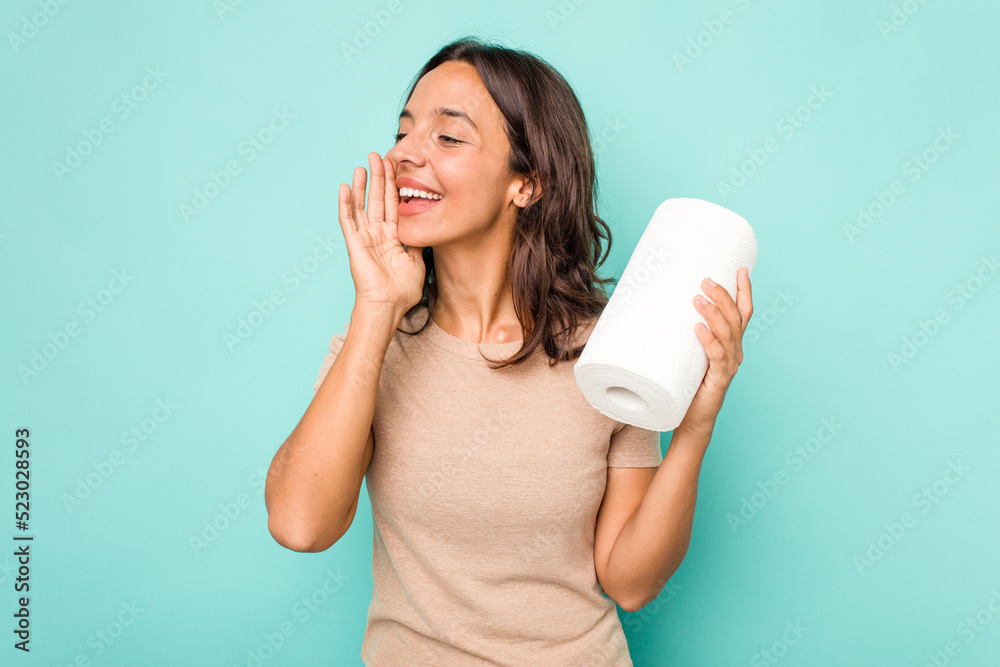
[574,198,758,432]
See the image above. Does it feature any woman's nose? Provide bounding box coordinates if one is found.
[386,134,425,166]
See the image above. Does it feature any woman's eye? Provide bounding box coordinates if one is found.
[392,133,461,144]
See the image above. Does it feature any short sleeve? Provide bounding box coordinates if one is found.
[607,422,663,468]
[312,323,350,393]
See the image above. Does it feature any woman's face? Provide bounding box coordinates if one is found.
[386,60,532,249]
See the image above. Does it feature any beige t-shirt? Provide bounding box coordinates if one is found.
[312,305,663,666]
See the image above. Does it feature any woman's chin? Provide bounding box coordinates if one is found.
[397,224,431,249]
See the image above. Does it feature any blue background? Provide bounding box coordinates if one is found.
[2,1,999,665]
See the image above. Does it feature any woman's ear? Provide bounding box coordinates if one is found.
[514,175,541,208]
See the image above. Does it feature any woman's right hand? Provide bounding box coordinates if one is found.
[338,152,426,320]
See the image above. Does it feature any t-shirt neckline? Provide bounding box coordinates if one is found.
[421,309,524,361]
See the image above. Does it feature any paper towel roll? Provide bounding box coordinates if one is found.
[574,198,758,432]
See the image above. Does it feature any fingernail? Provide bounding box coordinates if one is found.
[704,277,716,287]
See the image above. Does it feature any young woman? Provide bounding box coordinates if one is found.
[265,37,753,666]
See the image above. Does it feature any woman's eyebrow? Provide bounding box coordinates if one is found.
[398,106,479,134]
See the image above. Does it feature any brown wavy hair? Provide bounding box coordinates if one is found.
[396,36,618,370]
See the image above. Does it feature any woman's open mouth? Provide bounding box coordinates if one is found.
[398,194,443,217]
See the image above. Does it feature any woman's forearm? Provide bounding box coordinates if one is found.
[264,305,398,551]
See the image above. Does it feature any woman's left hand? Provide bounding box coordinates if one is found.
[674,267,754,439]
